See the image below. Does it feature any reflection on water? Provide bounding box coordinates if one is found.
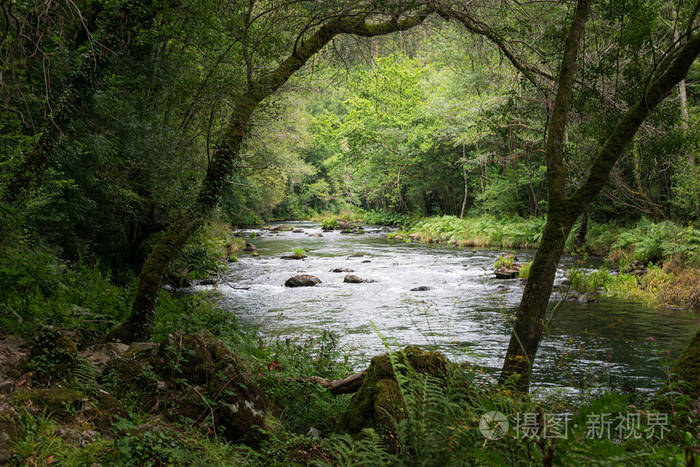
[203,221,698,392]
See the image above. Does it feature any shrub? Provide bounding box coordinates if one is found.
[321,218,339,230]
[494,255,516,269]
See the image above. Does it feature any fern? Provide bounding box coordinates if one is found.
[321,429,397,466]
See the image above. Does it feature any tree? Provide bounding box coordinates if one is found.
[111,3,434,342]
[491,0,700,392]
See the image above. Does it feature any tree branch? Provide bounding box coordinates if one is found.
[567,31,700,212]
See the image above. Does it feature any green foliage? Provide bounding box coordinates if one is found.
[363,210,414,227]
[27,328,78,385]
[321,429,397,466]
[494,255,516,269]
[396,215,544,249]
[0,240,130,337]
[101,418,186,466]
[321,218,339,230]
[518,261,533,279]
[568,268,612,294]
[611,219,700,267]
[292,248,307,259]
[321,347,693,466]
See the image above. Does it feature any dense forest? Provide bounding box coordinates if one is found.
[1,0,699,465]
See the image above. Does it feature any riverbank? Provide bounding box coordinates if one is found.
[1,298,697,465]
[381,215,700,311]
[1,219,698,465]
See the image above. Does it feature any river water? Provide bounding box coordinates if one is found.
[204,221,698,393]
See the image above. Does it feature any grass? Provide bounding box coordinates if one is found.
[494,254,517,270]
[566,265,700,310]
[292,248,307,259]
[518,260,533,279]
[389,215,544,249]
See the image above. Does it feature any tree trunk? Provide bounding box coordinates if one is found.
[460,143,468,218]
[499,213,573,391]
[574,208,588,249]
[500,0,591,391]
[111,8,433,342]
[500,25,700,391]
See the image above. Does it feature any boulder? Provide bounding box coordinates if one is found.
[285,275,322,287]
[344,274,374,284]
[0,336,29,380]
[410,286,431,292]
[266,224,293,232]
[244,242,257,252]
[308,233,323,237]
[292,229,305,233]
[331,268,354,273]
[104,331,268,442]
[79,342,129,369]
[340,346,449,438]
[494,268,520,279]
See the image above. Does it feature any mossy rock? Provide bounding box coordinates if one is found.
[104,330,268,442]
[672,328,700,399]
[339,346,449,436]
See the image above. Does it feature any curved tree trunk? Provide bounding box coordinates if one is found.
[111,7,434,342]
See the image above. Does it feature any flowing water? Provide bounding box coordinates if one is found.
[203,221,698,393]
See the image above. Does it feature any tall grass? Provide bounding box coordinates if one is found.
[392,215,544,249]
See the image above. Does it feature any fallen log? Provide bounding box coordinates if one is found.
[293,370,366,395]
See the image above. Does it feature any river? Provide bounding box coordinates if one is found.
[201,221,698,394]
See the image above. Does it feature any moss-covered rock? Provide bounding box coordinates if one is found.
[672,328,700,399]
[104,330,268,442]
[339,346,449,436]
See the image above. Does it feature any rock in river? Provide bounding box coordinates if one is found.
[344,274,374,284]
[410,286,431,292]
[331,268,354,273]
[285,275,321,287]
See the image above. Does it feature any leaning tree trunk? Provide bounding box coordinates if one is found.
[109,97,255,341]
[498,210,575,391]
[499,2,700,391]
[110,8,434,342]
